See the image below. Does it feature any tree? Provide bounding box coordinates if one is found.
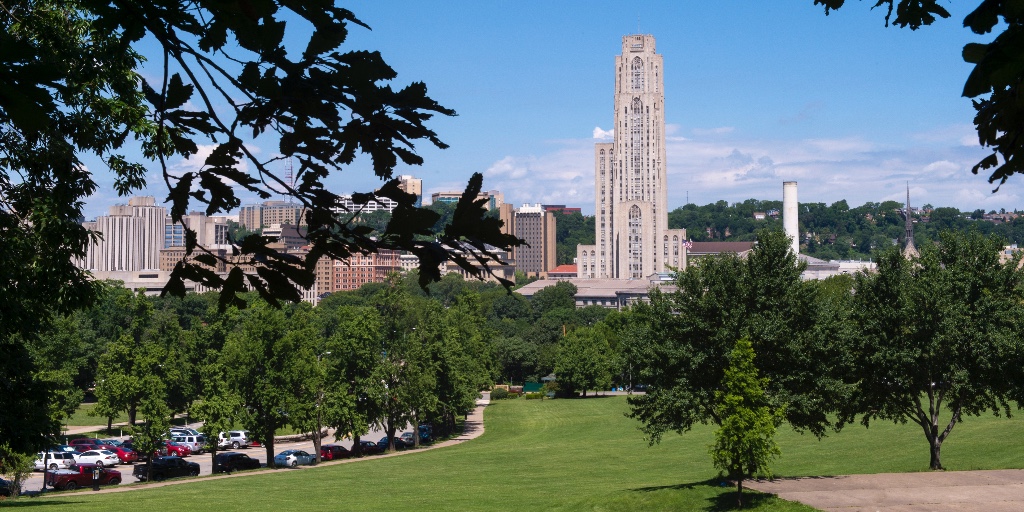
[710,339,783,509]
[626,229,853,442]
[848,230,1024,470]
[0,1,520,458]
[816,0,1024,189]
[318,304,385,457]
[220,300,307,467]
[554,325,613,397]
[131,375,173,483]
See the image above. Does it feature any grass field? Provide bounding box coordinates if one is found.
[13,395,1024,511]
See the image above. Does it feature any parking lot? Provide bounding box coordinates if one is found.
[25,425,407,493]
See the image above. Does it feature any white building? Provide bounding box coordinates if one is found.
[577,35,686,279]
[79,196,166,272]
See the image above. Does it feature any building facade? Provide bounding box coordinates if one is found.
[79,196,166,272]
[510,204,557,274]
[577,35,686,279]
[238,201,304,230]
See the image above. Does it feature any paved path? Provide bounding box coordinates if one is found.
[747,469,1024,511]
[35,393,490,496]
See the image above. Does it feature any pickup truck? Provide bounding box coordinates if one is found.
[45,463,122,490]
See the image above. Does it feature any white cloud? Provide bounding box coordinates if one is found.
[593,126,614,139]
[691,126,735,136]
[485,123,1022,214]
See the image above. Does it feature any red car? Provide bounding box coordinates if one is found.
[73,444,100,453]
[69,438,104,447]
[320,444,351,461]
[164,441,191,457]
[108,446,138,464]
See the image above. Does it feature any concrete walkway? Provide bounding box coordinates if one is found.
[39,393,491,496]
[746,469,1024,511]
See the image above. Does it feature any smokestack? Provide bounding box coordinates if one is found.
[783,181,799,257]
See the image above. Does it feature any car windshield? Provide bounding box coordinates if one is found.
[279,450,296,456]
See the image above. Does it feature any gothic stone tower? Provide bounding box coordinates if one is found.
[577,35,686,279]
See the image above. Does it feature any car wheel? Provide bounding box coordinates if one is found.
[65,481,77,491]
[95,461,104,467]
[109,477,121,485]
[290,460,297,467]
[153,473,165,482]
[231,441,239,449]
[49,463,58,470]
[188,469,198,477]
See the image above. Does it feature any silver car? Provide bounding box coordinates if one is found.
[273,449,315,467]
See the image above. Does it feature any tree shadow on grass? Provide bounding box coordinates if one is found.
[631,478,779,511]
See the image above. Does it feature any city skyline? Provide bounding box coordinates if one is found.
[81,2,1019,220]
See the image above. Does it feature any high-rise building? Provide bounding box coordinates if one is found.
[502,204,557,274]
[397,175,423,207]
[577,35,686,279]
[430,190,504,210]
[238,201,304,230]
[79,196,166,272]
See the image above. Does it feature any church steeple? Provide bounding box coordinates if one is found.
[902,183,919,259]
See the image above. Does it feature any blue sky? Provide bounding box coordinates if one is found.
[83,1,1019,219]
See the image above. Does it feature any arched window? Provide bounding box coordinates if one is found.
[631,57,644,91]
[628,205,643,278]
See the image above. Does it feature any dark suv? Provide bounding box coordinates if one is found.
[213,452,262,474]
[133,456,200,481]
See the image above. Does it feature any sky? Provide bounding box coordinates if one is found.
[81,1,1020,219]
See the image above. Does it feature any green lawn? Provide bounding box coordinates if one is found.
[13,396,1024,511]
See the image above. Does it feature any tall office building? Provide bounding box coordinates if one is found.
[501,204,557,274]
[577,35,686,279]
[79,196,166,272]
[397,175,423,207]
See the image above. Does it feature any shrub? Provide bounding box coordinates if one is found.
[490,388,510,400]
[524,393,544,400]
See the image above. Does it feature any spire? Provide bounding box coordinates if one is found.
[903,183,919,259]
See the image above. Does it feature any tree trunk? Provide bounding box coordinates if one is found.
[352,434,362,457]
[737,478,744,508]
[413,411,420,448]
[930,437,943,470]
[385,418,397,453]
[264,418,275,468]
[129,405,137,426]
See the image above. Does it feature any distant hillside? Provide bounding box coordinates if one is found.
[555,200,1024,262]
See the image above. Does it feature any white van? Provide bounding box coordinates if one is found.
[34,451,76,471]
[218,430,249,449]
[171,434,206,454]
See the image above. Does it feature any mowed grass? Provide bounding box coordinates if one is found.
[13,396,1024,511]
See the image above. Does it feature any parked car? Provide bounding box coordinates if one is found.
[133,456,199,482]
[169,427,200,436]
[274,449,316,467]
[376,435,410,451]
[354,440,384,456]
[121,442,165,462]
[75,450,120,467]
[212,452,262,474]
[164,441,191,457]
[218,430,249,449]
[34,451,76,471]
[51,445,76,453]
[98,439,123,447]
[171,435,205,454]
[68,438,105,447]
[319,444,351,461]
[0,478,11,497]
[73,444,100,453]
[46,464,121,490]
[107,446,138,465]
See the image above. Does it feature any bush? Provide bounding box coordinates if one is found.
[524,393,544,400]
[490,388,510,400]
